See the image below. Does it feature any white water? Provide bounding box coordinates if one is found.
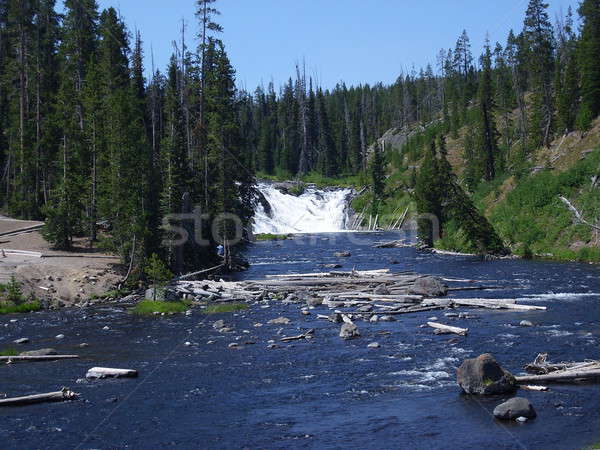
[253,183,351,234]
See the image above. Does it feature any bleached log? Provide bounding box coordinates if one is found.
[0,355,79,362]
[450,299,545,311]
[86,367,138,379]
[0,388,77,407]
[280,329,315,342]
[352,305,444,315]
[515,369,600,383]
[559,195,600,231]
[427,322,468,336]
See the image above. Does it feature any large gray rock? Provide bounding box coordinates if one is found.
[409,276,448,297]
[340,322,360,340]
[334,251,351,258]
[456,354,517,395]
[493,397,537,420]
[306,297,323,307]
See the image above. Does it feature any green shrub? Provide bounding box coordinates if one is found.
[131,300,190,316]
[0,348,18,357]
[203,303,248,314]
[0,301,41,315]
[254,233,288,241]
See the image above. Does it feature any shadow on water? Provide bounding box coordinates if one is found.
[1,231,600,449]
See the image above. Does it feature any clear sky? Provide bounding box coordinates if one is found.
[79,0,580,91]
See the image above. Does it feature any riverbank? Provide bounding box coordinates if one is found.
[0,218,124,308]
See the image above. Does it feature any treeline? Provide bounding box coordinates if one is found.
[0,0,253,274]
[243,0,600,189]
[239,66,448,178]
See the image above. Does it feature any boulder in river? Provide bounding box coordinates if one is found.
[519,320,534,327]
[456,353,517,395]
[493,397,536,420]
[409,276,448,297]
[334,251,351,257]
[323,263,342,269]
[14,338,29,344]
[328,313,343,323]
[213,319,226,330]
[340,322,360,340]
[306,297,323,307]
[268,317,291,325]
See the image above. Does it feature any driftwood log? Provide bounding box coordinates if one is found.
[1,355,79,362]
[515,369,600,384]
[0,388,77,407]
[427,322,468,336]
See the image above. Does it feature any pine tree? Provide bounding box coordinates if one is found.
[316,89,336,177]
[414,141,441,246]
[476,40,500,181]
[555,7,580,133]
[577,0,600,129]
[523,0,555,148]
[370,141,385,217]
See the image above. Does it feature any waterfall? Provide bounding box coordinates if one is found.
[253,182,352,234]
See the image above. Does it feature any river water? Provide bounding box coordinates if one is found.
[2,231,600,449]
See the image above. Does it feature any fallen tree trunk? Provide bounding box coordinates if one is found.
[427,322,468,336]
[1,355,79,362]
[0,388,77,407]
[280,329,315,342]
[515,369,600,383]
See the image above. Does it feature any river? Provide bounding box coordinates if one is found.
[2,230,600,449]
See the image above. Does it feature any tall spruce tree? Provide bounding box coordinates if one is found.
[523,0,555,148]
[476,40,500,181]
[577,0,600,129]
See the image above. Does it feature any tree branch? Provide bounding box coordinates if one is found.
[559,196,600,231]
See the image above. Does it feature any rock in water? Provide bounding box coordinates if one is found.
[339,322,360,340]
[306,297,323,307]
[409,276,448,297]
[519,320,534,327]
[367,342,380,348]
[493,397,536,420]
[14,338,29,344]
[328,313,343,323]
[334,251,351,257]
[456,354,517,395]
[212,320,226,330]
[379,315,396,322]
[268,317,291,325]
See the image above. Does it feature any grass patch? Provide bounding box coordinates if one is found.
[131,300,190,316]
[0,348,18,357]
[254,233,289,241]
[0,301,41,315]
[203,303,248,314]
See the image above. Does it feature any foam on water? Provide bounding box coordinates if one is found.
[253,182,351,234]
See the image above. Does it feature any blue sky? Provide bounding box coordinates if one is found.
[78,0,580,90]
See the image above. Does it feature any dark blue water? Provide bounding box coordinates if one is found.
[2,232,600,449]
